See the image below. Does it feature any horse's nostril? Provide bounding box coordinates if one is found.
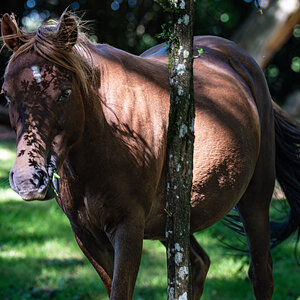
[37,170,47,179]
[30,170,48,189]
[9,171,17,191]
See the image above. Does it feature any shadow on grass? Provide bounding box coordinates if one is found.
[0,247,167,300]
[0,256,107,300]
[134,286,167,299]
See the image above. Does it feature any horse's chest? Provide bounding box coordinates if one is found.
[75,195,126,235]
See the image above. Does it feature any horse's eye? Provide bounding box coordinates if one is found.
[58,89,72,102]
[5,95,11,104]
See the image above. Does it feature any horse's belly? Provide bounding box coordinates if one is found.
[189,98,260,231]
[190,146,254,232]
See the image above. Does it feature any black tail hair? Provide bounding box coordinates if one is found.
[271,103,300,247]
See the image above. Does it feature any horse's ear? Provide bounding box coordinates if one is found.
[1,13,20,51]
[57,13,78,51]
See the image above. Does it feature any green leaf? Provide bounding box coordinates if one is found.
[50,183,59,196]
[53,170,60,179]
[196,46,204,56]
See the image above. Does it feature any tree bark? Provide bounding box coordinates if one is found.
[159,0,196,299]
[232,0,300,69]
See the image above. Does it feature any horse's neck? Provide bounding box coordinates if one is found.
[66,99,113,191]
[66,45,169,192]
[92,44,170,134]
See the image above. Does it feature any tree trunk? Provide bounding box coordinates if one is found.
[232,0,300,69]
[159,0,196,299]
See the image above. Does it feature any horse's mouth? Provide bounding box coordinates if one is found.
[20,186,56,201]
[16,171,59,201]
[10,155,60,201]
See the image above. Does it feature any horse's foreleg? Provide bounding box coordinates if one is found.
[190,235,210,300]
[109,209,145,300]
[72,227,114,297]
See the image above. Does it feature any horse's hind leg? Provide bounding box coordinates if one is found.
[190,235,210,300]
[237,159,275,299]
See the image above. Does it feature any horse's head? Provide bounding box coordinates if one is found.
[1,13,89,200]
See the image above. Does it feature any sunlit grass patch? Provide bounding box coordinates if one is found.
[0,148,15,159]
[0,188,20,200]
[0,140,15,172]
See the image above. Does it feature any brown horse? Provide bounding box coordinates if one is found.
[1,12,300,300]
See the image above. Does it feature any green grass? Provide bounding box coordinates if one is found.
[0,140,299,300]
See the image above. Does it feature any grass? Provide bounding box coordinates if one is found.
[0,140,299,300]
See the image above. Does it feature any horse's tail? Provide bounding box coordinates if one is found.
[271,102,300,247]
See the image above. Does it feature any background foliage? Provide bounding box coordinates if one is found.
[0,0,299,105]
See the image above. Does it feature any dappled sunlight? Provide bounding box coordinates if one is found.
[0,189,20,201]
[39,240,84,260]
[207,257,248,280]
[0,148,15,161]
[0,141,15,179]
[1,250,26,259]
[135,240,167,299]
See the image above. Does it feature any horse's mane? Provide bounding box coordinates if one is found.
[2,12,95,96]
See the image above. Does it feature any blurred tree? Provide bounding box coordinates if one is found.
[232,0,300,105]
[265,23,300,105]
[233,0,300,69]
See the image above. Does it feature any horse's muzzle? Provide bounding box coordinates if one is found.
[9,168,56,201]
